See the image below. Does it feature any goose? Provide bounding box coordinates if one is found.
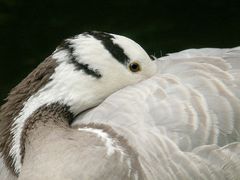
[0,32,240,180]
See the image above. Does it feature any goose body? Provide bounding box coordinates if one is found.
[73,47,240,179]
[0,31,240,179]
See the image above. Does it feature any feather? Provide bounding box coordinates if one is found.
[73,47,240,179]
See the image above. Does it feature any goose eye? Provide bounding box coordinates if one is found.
[129,62,141,72]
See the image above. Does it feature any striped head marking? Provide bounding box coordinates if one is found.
[51,31,157,113]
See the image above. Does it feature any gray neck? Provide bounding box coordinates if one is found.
[20,103,74,161]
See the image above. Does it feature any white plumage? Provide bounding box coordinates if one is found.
[73,47,240,179]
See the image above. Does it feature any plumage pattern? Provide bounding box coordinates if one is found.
[1,30,239,179]
[73,47,240,179]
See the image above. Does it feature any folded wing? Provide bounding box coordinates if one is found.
[74,47,240,179]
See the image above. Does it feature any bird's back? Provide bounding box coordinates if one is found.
[74,47,240,180]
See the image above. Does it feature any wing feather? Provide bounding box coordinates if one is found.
[73,47,240,179]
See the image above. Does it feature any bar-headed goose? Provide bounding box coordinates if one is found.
[1,32,240,179]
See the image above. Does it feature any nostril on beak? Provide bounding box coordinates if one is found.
[150,55,156,61]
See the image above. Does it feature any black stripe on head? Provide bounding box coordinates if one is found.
[84,31,130,66]
[58,39,102,79]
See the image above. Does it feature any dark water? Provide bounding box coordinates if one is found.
[0,0,240,103]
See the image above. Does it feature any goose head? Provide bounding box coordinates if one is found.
[0,31,157,175]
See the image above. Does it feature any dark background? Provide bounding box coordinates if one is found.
[0,0,240,104]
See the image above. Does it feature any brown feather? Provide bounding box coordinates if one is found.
[0,56,57,175]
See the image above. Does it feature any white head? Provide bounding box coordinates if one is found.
[3,31,157,174]
[49,31,157,113]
